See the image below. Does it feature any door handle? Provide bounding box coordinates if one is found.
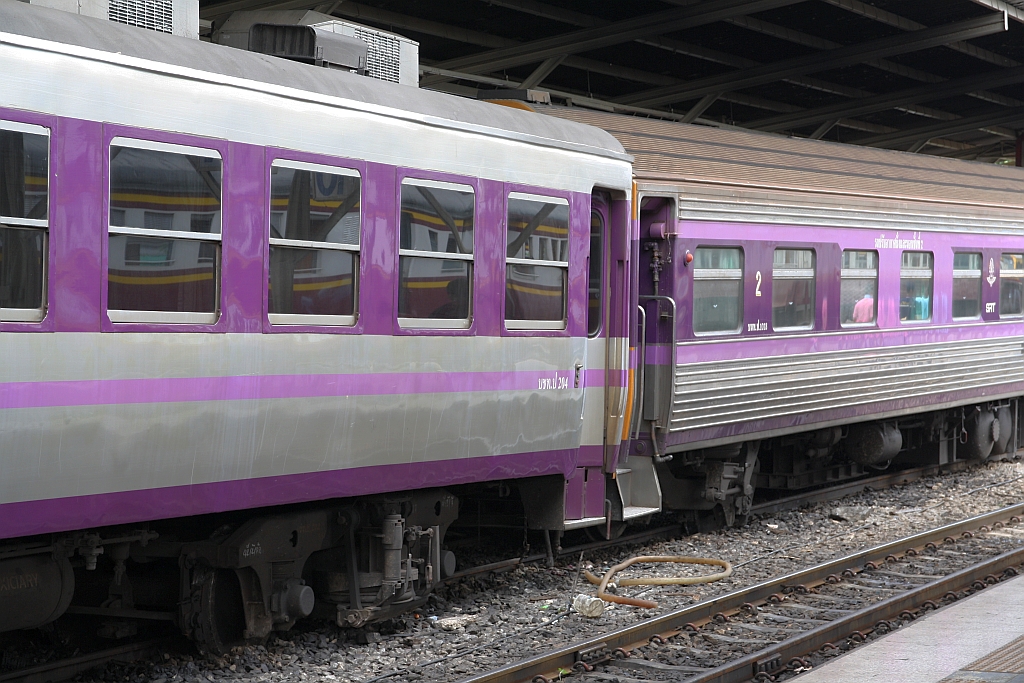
[575,362,583,388]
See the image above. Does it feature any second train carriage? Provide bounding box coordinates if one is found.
[544,106,1024,530]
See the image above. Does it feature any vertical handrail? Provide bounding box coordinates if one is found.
[637,295,677,431]
[630,304,647,442]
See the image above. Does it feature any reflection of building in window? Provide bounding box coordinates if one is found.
[107,139,223,323]
[0,123,48,322]
[505,192,569,329]
[398,178,474,327]
[772,249,815,330]
[124,237,174,266]
[841,250,877,326]
[900,251,933,322]
[952,252,982,319]
[1001,253,1024,317]
[692,247,743,335]
[268,160,361,325]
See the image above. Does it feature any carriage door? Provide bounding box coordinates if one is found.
[567,192,629,524]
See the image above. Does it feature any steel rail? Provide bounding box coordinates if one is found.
[446,461,975,583]
[682,547,1024,683]
[0,636,180,683]
[455,501,1024,683]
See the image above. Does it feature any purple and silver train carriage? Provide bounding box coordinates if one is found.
[3,0,1024,650]
[0,1,633,646]
[546,107,1024,529]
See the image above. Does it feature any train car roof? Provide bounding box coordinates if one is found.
[0,0,627,162]
[540,106,1024,211]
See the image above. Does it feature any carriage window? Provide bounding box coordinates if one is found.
[772,249,815,330]
[900,251,932,322]
[399,178,474,328]
[692,247,742,335]
[953,252,982,320]
[1001,253,1024,317]
[0,122,48,322]
[506,193,570,330]
[841,250,877,326]
[587,209,603,337]
[107,139,221,324]
[268,161,360,326]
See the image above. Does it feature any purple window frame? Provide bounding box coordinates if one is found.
[392,167,483,337]
[501,183,579,338]
[685,239,747,341]
[100,125,231,333]
[262,148,369,335]
[769,243,819,334]
[0,109,58,333]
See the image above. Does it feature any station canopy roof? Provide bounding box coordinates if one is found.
[198,0,1024,164]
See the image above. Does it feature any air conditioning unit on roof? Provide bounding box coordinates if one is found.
[215,10,419,87]
[26,0,199,39]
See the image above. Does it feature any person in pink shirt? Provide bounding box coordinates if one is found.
[852,293,874,323]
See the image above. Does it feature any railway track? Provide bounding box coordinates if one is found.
[456,501,1024,683]
[447,461,975,583]
[0,461,1001,683]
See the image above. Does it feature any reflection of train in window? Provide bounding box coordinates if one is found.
[505,192,569,329]
[106,140,222,323]
[268,160,360,325]
[0,124,48,320]
[398,178,475,327]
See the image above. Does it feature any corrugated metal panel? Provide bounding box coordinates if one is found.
[669,337,1024,434]
[539,107,1024,218]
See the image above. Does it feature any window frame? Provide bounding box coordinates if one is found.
[504,190,571,331]
[397,175,477,331]
[771,247,816,332]
[840,249,878,329]
[691,246,744,337]
[899,250,934,324]
[951,251,983,321]
[106,136,223,325]
[0,119,50,324]
[1000,252,1024,319]
[267,158,362,328]
[587,205,605,338]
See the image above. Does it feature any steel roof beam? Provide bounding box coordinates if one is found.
[432,0,805,76]
[967,0,1024,24]
[750,65,1024,132]
[618,12,1009,108]
[856,105,1024,148]
[823,0,1022,67]
[319,2,679,87]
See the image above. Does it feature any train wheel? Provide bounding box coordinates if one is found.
[192,568,247,655]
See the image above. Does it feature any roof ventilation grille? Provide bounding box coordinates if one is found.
[107,0,173,33]
[351,25,401,83]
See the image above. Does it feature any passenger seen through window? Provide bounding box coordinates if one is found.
[900,251,933,322]
[840,250,877,326]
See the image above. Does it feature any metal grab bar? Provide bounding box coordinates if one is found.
[637,295,677,432]
[630,304,647,443]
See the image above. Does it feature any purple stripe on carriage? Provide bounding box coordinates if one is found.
[0,448,578,540]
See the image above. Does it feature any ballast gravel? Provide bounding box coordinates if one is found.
[83,457,1024,683]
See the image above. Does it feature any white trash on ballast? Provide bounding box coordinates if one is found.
[572,594,605,617]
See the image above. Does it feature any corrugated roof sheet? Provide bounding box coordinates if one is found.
[539,106,1024,210]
